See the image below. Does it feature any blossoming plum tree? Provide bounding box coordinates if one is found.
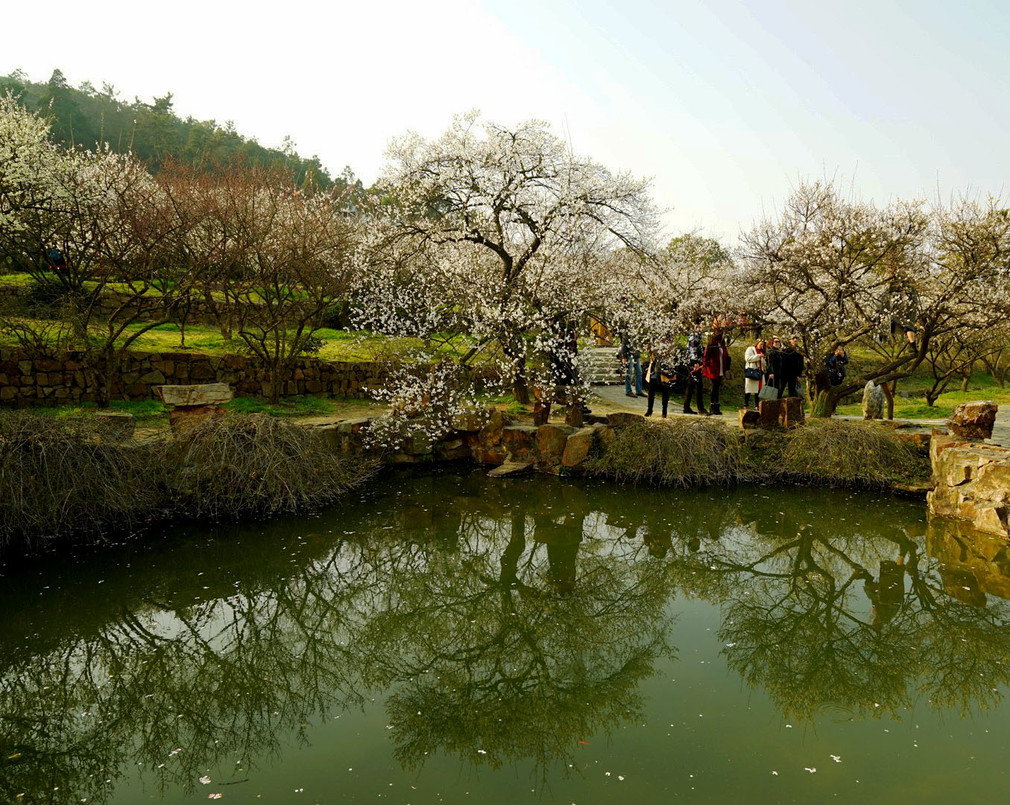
[737,182,1010,416]
[166,167,360,403]
[356,112,661,412]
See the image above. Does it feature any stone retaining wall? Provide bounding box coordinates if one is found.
[321,411,637,477]
[0,348,389,405]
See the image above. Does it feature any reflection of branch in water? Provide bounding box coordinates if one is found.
[667,507,1010,723]
[8,474,1010,802]
[344,493,677,790]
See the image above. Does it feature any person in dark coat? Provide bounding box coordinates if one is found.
[618,333,644,397]
[644,342,673,417]
[683,323,706,415]
[778,334,805,398]
[826,345,849,386]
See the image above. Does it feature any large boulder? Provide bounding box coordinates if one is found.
[755,398,804,429]
[780,396,805,428]
[477,409,505,446]
[434,436,471,461]
[948,400,998,442]
[738,409,760,429]
[862,381,885,420]
[488,461,534,478]
[562,426,598,468]
[757,399,782,429]
[501,425,539,460]
[536,424,575,470]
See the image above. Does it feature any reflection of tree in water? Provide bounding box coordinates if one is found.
[667,490,1010,722]
[345,476,676,785]
[7,473,1010,803]
[0,470,678,802]
[0,520,371,804]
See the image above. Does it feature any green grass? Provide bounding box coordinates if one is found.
[23,396,385,426]
[30,399,170,425]
[0,311,482,365]
[835,371,1010,419]
[0,273,36,289]
[224,396,343,418]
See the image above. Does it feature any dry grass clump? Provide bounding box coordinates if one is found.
[167,413,375,520]
[584,419,747,487]
[583,417,929,490]
[777,419,928,489]
[0,410,376,554]
[0,412,161,550]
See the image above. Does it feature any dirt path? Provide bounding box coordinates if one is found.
[588,384,1010,446]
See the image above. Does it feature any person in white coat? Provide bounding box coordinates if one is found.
[743,338,765,409]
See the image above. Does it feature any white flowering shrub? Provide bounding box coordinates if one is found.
[735,181,1010,413]
[364,358,492,450]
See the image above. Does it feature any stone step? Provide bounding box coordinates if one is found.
[580,346,623,385]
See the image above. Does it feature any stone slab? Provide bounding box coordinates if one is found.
[488,461,534,478]
[155,383,233,407]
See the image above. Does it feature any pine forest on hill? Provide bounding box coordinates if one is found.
[0,68,356,192]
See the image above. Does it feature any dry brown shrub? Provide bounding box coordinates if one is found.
[0,412,161,550]
[167,413,376,520]
[584,419,747,487]
[777,419,928,488]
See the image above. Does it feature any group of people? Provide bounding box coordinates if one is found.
[619,324,733,418]
[742,335,806,408]
[618,328,850,418]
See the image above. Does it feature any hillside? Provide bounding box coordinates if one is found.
[1,68,349,191]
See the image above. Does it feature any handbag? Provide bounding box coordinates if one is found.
[758,382,778,400]
[744,367,762,380]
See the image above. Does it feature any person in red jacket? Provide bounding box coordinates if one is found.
[702,330,730,416]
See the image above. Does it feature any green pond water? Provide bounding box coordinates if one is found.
[3,468,1010,804]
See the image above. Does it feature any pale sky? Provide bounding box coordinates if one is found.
[6,0,1009,241]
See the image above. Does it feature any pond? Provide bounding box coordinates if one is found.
[3,468,1010,803]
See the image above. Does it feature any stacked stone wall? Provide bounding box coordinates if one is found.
[0,348,390,405]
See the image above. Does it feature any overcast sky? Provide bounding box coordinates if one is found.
[6,0,1009,241]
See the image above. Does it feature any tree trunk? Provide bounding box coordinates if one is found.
[512,355,530,404]
[882,381,895,420]
[93,347,119,408]
[268,360,281,404]
[807,369,835,417]
[565,396,584,427]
